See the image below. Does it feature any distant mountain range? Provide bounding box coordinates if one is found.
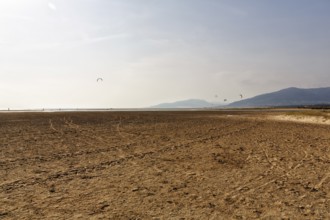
[151,87,330,109]
[151,99,219,108]
[229,87,330,108]
[151,87,330,108]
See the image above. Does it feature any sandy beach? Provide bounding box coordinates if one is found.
[0,110,329,219]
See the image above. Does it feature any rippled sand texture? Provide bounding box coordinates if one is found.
[0,111,329,219]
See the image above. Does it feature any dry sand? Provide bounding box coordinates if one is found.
[0,111,329,219]
[270,114,330,125]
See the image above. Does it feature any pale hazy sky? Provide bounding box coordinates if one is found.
[1,0,330,108]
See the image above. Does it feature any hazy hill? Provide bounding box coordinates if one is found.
[151,99,217,108]
[228,87,330,108]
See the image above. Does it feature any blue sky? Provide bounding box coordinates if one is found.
[1,0,330,108]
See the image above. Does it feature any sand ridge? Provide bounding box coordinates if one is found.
[270,114,330,125]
